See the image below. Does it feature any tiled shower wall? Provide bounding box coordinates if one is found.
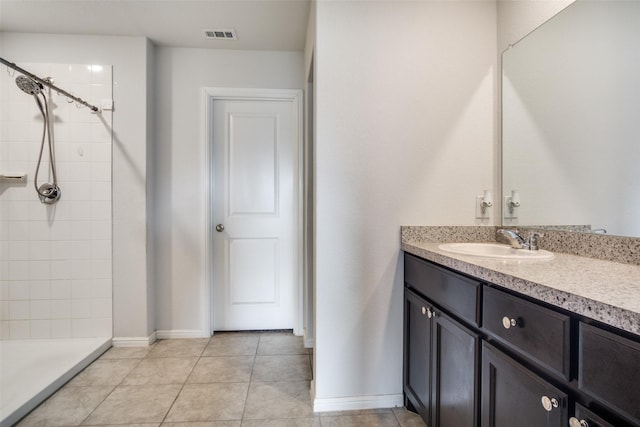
[0,63,113,339]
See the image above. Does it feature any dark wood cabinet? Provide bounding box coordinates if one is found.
[403,252,640,427]
[481,342,568,427]
[579,322,640,425]
[432,309,479,427]
[404,289,432,421]
[404,289,479,427]
[482,286,571,380]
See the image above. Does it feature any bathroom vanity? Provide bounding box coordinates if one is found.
[402,232,640,427]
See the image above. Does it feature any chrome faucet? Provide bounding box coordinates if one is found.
[498,229,543,250]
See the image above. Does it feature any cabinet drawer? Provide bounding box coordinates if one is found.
[579,323,640,425]
[573,404,616,427]
[404,254,480,325]
[482,286,571,379]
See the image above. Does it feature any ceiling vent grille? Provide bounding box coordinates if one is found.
[203,29,238,40]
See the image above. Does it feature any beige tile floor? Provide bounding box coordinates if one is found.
[16,332,426,427]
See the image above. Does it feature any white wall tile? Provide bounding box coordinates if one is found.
[9,261,29,281]
[10,320,30,339]
[29,241,50,260]
[71,318,92,338]
[8,241,28,261]
[51,299,71,318]
[71,279,93,299]
[90,298,111,318]
[92,317,112,337]
[50,280,71,299]
[30,319,52,338]
[30,300,51,319]
[0,301,9,320]
[49,241,70,260]
[9,300,30,320]
[91,221,111,240]
[51,318,71,338]
[0,321,9,339]
[29,260,50,280]
[1,61,112,341]
[9,281,29,300]
[29,281,50,300]
[71,299,91,318]
[50,260,70,279]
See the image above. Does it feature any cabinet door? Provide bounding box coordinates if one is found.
[405,289,433,421]
[482,342,568,427]
[579,322,640,425]
[432,310,479,427]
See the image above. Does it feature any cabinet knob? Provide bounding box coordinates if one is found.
[427,308,436,319]
[421,306,427,315]
[540,396,559,412]
[569,418,589,427]
[215,224,225,232]
[502,316,519,329]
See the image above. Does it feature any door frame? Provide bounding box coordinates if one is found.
[201,87,304,336]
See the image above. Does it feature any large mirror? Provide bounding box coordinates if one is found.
[502,0,640,237]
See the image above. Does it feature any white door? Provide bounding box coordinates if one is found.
[212,98,298,331]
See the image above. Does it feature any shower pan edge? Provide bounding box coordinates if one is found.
[0,337,112,427]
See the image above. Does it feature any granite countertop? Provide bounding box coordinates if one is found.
[402,239,640,336]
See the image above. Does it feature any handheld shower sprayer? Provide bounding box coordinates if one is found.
[14,74,61,204]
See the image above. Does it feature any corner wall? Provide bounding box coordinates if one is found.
[311,0,496,409]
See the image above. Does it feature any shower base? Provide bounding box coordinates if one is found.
[0,337,111,427]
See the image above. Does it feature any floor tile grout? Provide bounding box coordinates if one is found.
[16,332,423,427]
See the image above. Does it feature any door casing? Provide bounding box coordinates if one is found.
[202,87,304,336]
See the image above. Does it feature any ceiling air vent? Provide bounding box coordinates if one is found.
[203,29,238,40]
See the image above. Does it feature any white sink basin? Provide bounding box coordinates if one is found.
[437,242,554,260]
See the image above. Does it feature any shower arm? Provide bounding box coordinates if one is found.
[1,57,100,112]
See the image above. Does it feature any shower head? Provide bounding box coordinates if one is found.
[15,75,43,95]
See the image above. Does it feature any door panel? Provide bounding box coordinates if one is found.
[229,238,277,304]
[213,98,297,331]
[229,115,278,215]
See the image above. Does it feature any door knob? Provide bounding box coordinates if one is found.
[215,224,225,232]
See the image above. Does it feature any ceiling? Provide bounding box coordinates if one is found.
[0,0,311,51]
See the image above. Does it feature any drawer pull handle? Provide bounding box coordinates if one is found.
[541,396,559,412]
[421,307,436,318]
[569,417,589,427]
[502,316,518,329]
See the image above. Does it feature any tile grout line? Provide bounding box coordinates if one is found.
[157,337,212,425]
[78,347,148,426]
[238,333,260,422]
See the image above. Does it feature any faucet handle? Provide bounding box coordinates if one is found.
[526,232,543,250]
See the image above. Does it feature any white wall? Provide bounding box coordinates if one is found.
[153,47,304,335]
[311,0,496,409]
[0,33,154,341]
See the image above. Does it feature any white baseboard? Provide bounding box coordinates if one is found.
[112,331,157,347]
[156,329,210,339]
[313,393,404,413]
